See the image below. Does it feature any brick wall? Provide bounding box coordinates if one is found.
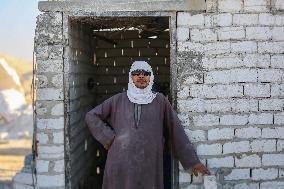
[177,0,284,188]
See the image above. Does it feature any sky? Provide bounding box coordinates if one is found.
[0,0,40,61]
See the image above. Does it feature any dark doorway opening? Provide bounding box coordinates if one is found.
[67,16,172,189]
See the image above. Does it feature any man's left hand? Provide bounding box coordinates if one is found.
[191,163,210,176]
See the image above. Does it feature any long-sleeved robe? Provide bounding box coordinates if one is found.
[85,92,200,189]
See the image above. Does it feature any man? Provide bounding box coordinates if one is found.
[85,61,210,189]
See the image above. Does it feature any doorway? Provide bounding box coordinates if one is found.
[66,14,177,189]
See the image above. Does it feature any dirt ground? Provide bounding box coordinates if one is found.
[0,140,32,182]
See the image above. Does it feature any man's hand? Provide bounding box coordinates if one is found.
[191,163,210,176]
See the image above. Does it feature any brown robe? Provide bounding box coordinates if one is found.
[85,92,200,189]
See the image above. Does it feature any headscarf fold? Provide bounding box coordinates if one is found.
[127,61,157,104]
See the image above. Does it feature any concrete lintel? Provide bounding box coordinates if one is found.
[38,0,206,12]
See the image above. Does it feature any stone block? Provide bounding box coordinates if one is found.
[235,127,261,138]
[192,114,219,127]
[37,117,64,130]
[234,183,260,189]
[271,84,284,97]
[37,132,49,144]
[244,0,270,12]
[232,99,258,112]
[190,84,243,98]
[36,160,49,173]
[52,131,64,144]
[271,55,284,68]
[205,13,233,27]
[246,27,272,40]
[259,99,283,111]
[185,129,207,142]
[190,28,217,42]
[207,156,234,168]
[53,159,65,173]
[248,113,273,125]
[224,169,250,180]
[177,27,190,41]
[272,27,284,41]
[233,14,258,25]
[177,12,204,27]
[262,154,284,166]
[235,154,261,167]
[260,181,284,189]
[217,26,245,40]
[274,112,284,125]
[262,127,284,138]
[51,103,64,116]
[36,88,63,100]
[252,168,278,180]
[258,69,283,82]
[258,42,284,54]
[220,114,248,125]
[208,128,234,140]
[243,54,270,68]
[204,42,231,55]
[204,175,217,189]
[231,41,257,53]
[37,174,65,187]
[277,140,284,151]
[244,84,270,97]
[197,143,222,155]
[223,141,250,154]
[37,59,63,73]
[218,0,243,12]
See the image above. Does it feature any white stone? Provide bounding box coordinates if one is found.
[219,0,242,12]
[272,27,284,41]
[235,127,261,138]
[178,41,204,52]
[243,54,270,68]
[232,99,258,112]
[244,0,270,12]
[217,26,245,40]
[36,88,63,100]
[204,42,231,55]
[205,99,232,112]
[51,103,64,116]
[205,13,232,27]
[208,128,234,140]
[274,0,284,10]
[53,131,64,144]
[234,183,260,189]
[38,145,64,155]
[196,143,222,155]
[37,59,63,73]
[259,99,283,111]
[207,156,234,168]
[275,112,284,125]
[192,114,219,127]
[204,175,217,189]
[51,74,63,88]
[185,129,207,142]
[246,27,271,40]
[36,160,49,173]
[177,12,204,27]
[53,159,65,172]
[190,84,243,98]
[13,172,33,185]
[231,41,257,53]
[37,117,64,130]
[178,99,205,113]
[260,181,284,189]
[258,42,284,54]
[278,140,284,151]
[37,174,65,187]
[244,84,270,97]
[259,13,276,26]
[271,55,284,68]
[262,127,284,138]
[252,168,278,180]
[233,14,258,25]
[271,84,284,97]
[220,114,248,125]
[224,169,250,180]
[248,113,273,125]
[223,141,250,154]
[258,69,283,82]
[37,132,49,144]
[177,27,189,41]
[262,154,284,166]
[235,154,261,167]
[190,28,217,42]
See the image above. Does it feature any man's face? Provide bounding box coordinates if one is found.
[131,70,151,89]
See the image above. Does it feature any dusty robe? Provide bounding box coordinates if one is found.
[85,92,200,189]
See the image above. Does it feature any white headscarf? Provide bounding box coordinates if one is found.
[127,61,157,104]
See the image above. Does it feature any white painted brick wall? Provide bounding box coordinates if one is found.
[244,0,270,12]
[190,29,217,42]
[246,27,272,40]
[177,27,189,41]
[262,127,284,138]
[190,84,243,98]
[275,112,284,125]
[220,114,248,125]
[235,154,261,167]
[231,41,257,53]
[223,141,250,154]
[252,168,278,180]
[258,42,284,54]
[205,13,233,27]
[233,14,258,25]
[185,129,207,142]
[177,13,204,27]
[271,55,284,68]
[277,140,284,151]
[243,54,270,68]
[217,26,245,40]
[258,69,283,82]
[244,84,270,97]
[260,181,284,189]
[248,113,273,125]
[259,99,283,111]
[192,114,219,127]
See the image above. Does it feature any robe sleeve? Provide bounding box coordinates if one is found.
[163,96,201,170]
[85,97,116,149]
